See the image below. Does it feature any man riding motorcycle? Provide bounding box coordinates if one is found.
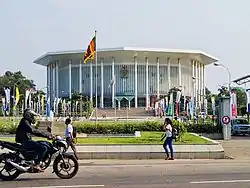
[15,108,52,172]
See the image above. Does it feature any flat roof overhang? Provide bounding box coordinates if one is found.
[33,46,219,67]
[233,74,250,85]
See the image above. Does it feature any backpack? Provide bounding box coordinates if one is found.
[172,128,178,140]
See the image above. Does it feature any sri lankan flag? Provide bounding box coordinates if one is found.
[83,36,96,63]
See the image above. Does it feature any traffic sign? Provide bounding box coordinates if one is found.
[221,116,230,125]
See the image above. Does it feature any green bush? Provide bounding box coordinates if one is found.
[185,122,222,133]
[54,120,187,135]
[0,119,17,134]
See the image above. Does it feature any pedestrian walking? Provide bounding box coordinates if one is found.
[161,118,174,160]
[64,117,78,160]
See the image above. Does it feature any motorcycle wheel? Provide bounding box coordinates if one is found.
[53,155,78,179]
[0,153,20,181]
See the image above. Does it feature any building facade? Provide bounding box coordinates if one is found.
[33,47,218,109]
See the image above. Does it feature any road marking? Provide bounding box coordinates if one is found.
[18,185,105,188]
[190,180,250,184]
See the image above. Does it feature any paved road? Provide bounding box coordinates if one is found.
[1,160,250,188]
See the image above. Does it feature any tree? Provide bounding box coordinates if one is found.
[0,71,36,107]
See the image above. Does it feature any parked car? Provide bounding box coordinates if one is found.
[231,118,250,136]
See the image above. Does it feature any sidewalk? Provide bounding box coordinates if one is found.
[70,144,224,159]
[220,139,250,159]
[0,144,224,160]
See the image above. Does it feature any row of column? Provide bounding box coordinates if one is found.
[191,60,205,113]
[47,61,59,104]
[47,58,205,110]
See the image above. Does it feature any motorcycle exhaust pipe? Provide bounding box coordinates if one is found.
[7,160,29,172]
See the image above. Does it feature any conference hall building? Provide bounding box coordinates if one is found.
[33,47,218,109]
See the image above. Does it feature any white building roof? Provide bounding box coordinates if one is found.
[33,46,219,66]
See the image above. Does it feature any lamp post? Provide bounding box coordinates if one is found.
[214,63,232,140]
[214,63,231,95]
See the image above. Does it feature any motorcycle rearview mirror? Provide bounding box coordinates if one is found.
[47,126,52,133]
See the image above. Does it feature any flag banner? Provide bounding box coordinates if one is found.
[211,96,216,115]
[231,91,237,119]
[41,95,44,113]
[204,99,208,116]
[4,88,10,104]
[83,36,96,63]
[166,93,173,116]
[1,97,5,116]
[25,89,31,108]
[247,90,250,113]
[165,96,168,112]
[14,87,20,111]
[176,91,181,103]
[189,97,194,119]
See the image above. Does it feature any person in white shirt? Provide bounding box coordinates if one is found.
[65,118,78,159]
[162,118,174,160]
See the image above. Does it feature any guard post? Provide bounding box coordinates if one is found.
[218,96,231,140]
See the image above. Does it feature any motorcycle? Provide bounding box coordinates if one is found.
[0,127,79,181]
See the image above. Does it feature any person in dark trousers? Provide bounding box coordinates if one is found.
[161,118,174,160]
[64,118,78,159]
[15,108,52,172]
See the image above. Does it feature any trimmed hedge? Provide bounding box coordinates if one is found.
[185,122,222,134]
[0,118,221,135]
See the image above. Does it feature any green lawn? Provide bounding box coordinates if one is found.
[0,132,211,144]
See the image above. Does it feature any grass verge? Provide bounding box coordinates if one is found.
[0,132,211,144]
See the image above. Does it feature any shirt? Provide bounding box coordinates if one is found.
[165,124,172,138]
[65,124,73,138]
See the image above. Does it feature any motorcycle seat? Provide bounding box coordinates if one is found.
[1,142,25,151]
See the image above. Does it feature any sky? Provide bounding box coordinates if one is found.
[1,0,250,93]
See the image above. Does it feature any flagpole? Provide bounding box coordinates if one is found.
[95,30,98,124]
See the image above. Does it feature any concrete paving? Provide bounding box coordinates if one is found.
[0,143,225,159]
[220,135,250,159]
[1,159,250,188]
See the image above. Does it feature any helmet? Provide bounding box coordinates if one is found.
[23,108,38,124]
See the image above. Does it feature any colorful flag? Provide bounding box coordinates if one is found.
[13,87,20,111]
[83,36,96,63]
[41,95,44,112]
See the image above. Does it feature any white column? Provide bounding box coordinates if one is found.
[69,60,72,99]
[145,57,149,109]
[101,59,104,108]
[79,60,82,94]
[192,60,195,95]
[178,58,182,87]
[90,62,93,103]
[134,56,138,108]
[157,57,160,99]
[167,58,171,90]
[47,63,51,103]
[112,57,115,108]
[56,61,59,98]
[53,62,56,100]
[198,62,201,109]
[200,63,203,106]
[203,64,205,100]
[202,64,205,108]
[195,61,198,112]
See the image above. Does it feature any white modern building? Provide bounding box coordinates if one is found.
[33,47,218,109]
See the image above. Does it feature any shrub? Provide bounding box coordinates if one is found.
[0,118,17,134]
[185,122,222,133]
[54,120,187,135]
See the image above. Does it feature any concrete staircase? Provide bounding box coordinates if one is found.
[91,107,154,119]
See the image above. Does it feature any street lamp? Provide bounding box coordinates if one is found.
[214,62,232,140]
[213,63,232,94]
